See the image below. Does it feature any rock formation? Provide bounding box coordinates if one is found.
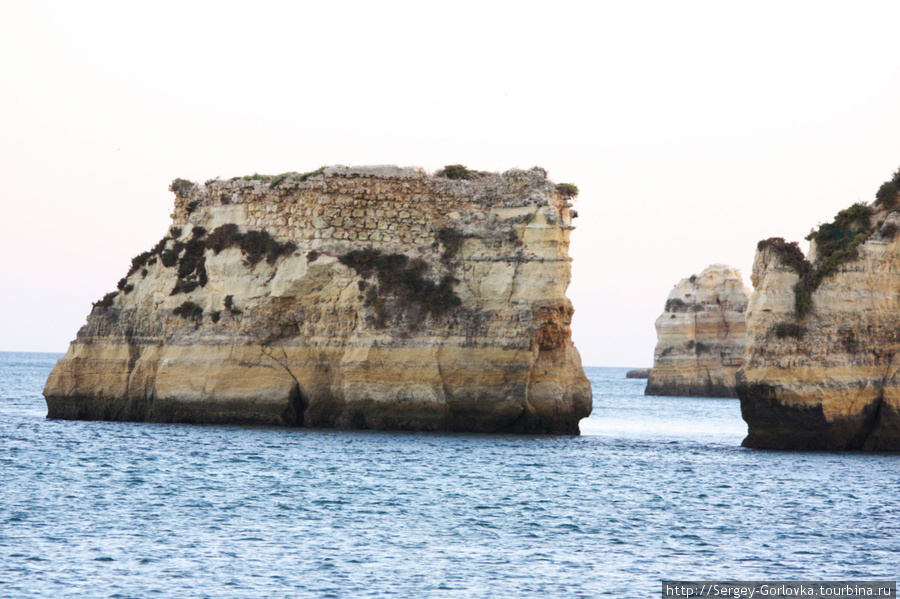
[739,173,900,450]
[626,368,651,379]
[44,165,591,434]
[645,265,750,397]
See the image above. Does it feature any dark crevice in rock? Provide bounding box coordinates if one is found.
[858,355,897,450]
[858,394,884,451]
[283,383,308,427]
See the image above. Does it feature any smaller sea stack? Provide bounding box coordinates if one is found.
[646,264,749,398]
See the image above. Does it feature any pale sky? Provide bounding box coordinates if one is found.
[2,1,900,366]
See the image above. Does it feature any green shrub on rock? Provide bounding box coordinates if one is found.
[92,292,118,310]
[556,183,579,198]
[775,323,804,339]
[876,181,897,207]
[339,248,461,325]
[440,165,475,180]
[168,179,195,196]
[173,301,203,322]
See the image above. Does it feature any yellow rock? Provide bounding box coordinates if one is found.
[646,264,749,397]
[739,210,900,450]
[44,166,592,434]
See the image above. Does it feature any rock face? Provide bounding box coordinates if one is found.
[645,265,750,397]
[739,198,900,450]
[44,166,592,434]
[626,368,651,379]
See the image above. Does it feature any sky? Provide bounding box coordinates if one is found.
[2,1,900,366]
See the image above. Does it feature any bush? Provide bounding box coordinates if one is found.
[151,236,169,255]
[794,281,812,318]
[806,203,872,285]
[173,301,203,322]
[176,238,207,281]
[876,181,897,207]
[207,224,296,266]
[881,222,899,240]
[757,206,874,319]
[160,248,179,268]
[170,237,208,296]
[269,173,291,188]
[207,224,240,253]
[127,251,153,276]
[169,179,195,196]
[242,173,272,182]
[775,323,804,339]
[757,238,811,277]
[873,166,900,207]
[239,230,297,266]
[339,248,461,324]
[556,183,579,198]
[224,295,242,315]
[292,167,325,182]
[185,200,200,214]
[440,164,475,180]
[436,227,466,260]
[171,279,200,295]
[92,292,118,310]
[757,237,815,318]
[665,298,688,312]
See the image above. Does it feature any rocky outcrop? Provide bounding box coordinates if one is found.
[44,166,591,434]
[739,186,900,450]
[626,368,651,379]
[646,265,750,397]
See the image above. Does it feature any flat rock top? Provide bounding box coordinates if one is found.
[323,165,427,178]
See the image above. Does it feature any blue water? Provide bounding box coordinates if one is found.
[1,353,897,598]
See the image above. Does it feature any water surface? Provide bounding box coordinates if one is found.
[2,354,897,598]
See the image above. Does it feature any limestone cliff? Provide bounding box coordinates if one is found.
[44,166,591,434]
[646,265,749,397]
[739,171,900,450]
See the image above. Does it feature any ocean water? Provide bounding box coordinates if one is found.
[1,353,897,598]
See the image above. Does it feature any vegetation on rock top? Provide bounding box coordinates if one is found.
[436,165,495,180]
[92,292,118,310]
[759,189,879,320]
[874,165,900,207]
[168,178,195,196]
[556,183,579,198]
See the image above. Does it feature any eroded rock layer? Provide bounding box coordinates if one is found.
[739,204,900,450]
[44,166,591,434]
[646,265,750,397]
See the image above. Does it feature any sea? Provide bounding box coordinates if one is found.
[1,351,897,598]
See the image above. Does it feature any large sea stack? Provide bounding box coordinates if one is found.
[646,264,750,397]
[739,168,900,450]
[44,166,591,434]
